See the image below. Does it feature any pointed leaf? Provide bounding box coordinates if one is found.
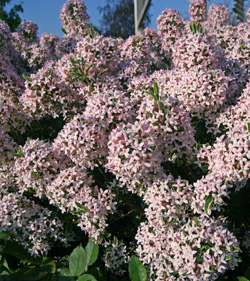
[76,274,97,281]
[22,74,32,82]
[69,245,87,276]
[13,267,48,280]
[193,216,199,227]
[88,267,107,281]
[57,268,74,281]
[62,28,67,35]
[0,232,11,240]
[153,82,159,100]
[235,277,249,281]
[40,258,56,274]
[75,202,89,213]
[129,256,146,281]
[248,122,250,133]
[85,241,99,266]
[3,241,42,265]
[204,194,213,212]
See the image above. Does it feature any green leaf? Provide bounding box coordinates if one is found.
[88,267,107,281]
[76,274,97,281]
[0,232,11,240]
[193,216,199,227]
[11,153,23,158]
[204,194,213,212]
[22,74,32,82]
[85,241,99,266]
[3,241,42,265]
[0,270,12,281]
[75,202,89,213]
[62,28,67,35]
[225,255,231,261]
[56,268,74,281]
[153,82,159,100]
[235,277,249,281]
[69,245,87,276]
[129,256,147,281]
[40,258,56,274]
[247,122,250,133]
[13,267,48,280]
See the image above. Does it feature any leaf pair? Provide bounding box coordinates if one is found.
[69,241,99,277]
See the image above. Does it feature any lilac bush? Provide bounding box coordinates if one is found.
[0,0,250,280]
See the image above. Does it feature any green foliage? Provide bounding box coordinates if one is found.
[128,256,147,281]
[190,20,205,35]
[0,0,23,31]
[0,239,101,281]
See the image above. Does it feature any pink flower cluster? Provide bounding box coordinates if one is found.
[136,176,239,280]
[60,0,90,37]
[189,0,207,22]
[1,0,249,277]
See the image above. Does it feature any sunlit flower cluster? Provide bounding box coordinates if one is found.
[0,0,248,276]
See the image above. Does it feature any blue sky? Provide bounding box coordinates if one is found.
[6,0,232,38]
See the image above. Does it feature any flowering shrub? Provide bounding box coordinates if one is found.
[1,0,250,280]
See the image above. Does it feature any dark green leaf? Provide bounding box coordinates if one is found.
[204,194,213,212]
[62,28,67,35]
[0,270,12,281]
[245,266,250,279]
[56,268,74,281]
[0,232,11,240]
[235,277,249,281]
[85,241,99,266]
[88,267,107,281]
[247,122,250,133]
[76,274,97,281]
[13,267,48,280]
[75,202,89,213]
[3,241,42,265]
[40,258,56,274]
[69,245,87,276]
[153,82,159,100]
[129,256,146,281]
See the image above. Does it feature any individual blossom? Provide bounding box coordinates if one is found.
[60,0,90,37]
[14,138,72,198]
[189,0,206,22]
[0,192,68,257]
